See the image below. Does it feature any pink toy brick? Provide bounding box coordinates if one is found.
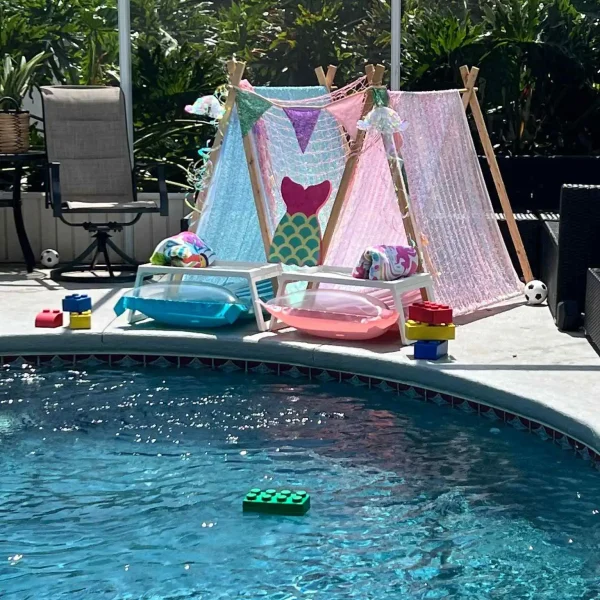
[408,302,453,325]
[35,309,63,328]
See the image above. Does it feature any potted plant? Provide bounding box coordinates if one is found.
[0,52,46,154]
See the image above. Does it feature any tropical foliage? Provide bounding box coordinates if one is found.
[0,52,46,110]
[2,0,600,188]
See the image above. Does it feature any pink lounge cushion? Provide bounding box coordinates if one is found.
[263,289,399,340]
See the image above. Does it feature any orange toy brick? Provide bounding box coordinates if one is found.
[35,309,63,328]
[408,301,453,325]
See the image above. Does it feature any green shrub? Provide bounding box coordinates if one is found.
[2,0,600,192]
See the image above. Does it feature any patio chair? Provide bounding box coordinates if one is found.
[41,85,169,283]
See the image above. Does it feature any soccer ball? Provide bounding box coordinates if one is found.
[525,280,548,305]
[40,249,60,268]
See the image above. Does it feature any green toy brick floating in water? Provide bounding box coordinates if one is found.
[243,488,310,516]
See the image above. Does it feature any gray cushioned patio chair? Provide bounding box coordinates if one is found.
[41,85,168,283]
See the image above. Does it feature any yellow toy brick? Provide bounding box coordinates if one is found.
[69,310,92,330]
[405,320,455,341]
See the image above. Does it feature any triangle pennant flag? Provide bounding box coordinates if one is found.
[283,107,321,153]
[324,94,366,141]
[236,90,272,137]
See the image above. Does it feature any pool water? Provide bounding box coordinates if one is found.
[0,365,599,599]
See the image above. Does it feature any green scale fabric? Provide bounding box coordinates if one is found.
[268,213,321,267]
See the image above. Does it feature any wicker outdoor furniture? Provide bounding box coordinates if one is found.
[585,268,600,351]
[539,184,600,331]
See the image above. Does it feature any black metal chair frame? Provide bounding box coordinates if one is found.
[45,160,168,284]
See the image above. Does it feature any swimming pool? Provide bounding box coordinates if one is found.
[0,364,598,599]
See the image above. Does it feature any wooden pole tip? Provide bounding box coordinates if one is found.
[373,64,386,85]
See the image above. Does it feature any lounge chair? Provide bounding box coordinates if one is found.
[41,85,169,283]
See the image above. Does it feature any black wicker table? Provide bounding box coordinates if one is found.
[0,150,46,273]
[585,268,600,351]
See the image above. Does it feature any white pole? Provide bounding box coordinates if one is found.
[391,0,401,91]
[118,0,134,160]
[118,0,135,257]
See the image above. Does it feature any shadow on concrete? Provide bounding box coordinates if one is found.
[453,301,524,326]
[0,271,46,282]
[434,363,600,372]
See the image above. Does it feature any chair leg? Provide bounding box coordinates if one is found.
[128,267,147,324]
[248,278,267,332]
[50,229,138,283]
[268,279,289,331]
[100,238,115,278]
[393,290,409,346]
[106,237,139,266]
[50,238,99,281]
[425,283,436,302]
[90,245,102,271]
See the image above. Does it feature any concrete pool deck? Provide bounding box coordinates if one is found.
[1,267,599,456]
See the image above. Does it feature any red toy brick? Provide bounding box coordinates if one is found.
[408,301,453,325]
[35,309,63,328]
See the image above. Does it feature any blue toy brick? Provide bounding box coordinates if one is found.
[414,340,448,360]
[62,294,92,313]
[243,488,310,516]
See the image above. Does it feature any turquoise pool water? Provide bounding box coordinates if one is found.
[0,364,598,599]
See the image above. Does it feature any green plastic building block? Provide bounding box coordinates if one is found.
[243,488,310,516]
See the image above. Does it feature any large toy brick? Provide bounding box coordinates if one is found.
[62,294,92,313]
[408,302,453,325]
[35,309,63,328]
[243,488,310,516]
[69,310,92,330]
[405,320,455,341]
[414,340,448,360]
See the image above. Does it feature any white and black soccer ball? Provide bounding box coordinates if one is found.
[525,280,548,305]
[40,249,60,268]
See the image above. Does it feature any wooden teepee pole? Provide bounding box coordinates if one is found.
[240,107,273,259]
[387,139,425,270]
[383,96,432,300]
[460,65,534,282]
[315,64,352,154]
[315,65,337,89]
[321,64,386,261]
[192,59,246,220]
[325,65,338,89]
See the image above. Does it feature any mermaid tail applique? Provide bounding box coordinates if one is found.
[268,177,332,267]
[279,177,331,217]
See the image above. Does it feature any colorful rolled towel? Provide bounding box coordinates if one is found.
[352,245,418,281]
[150,232,216,268]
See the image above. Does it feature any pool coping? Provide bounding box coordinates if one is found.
[3,329,600,472]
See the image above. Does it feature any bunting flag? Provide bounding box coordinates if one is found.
[324,93,366,141]
[236,90,272,137]
[283,107,321,153]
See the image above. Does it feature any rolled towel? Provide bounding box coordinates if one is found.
[352,245,418,281]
